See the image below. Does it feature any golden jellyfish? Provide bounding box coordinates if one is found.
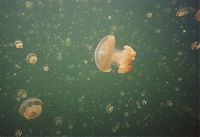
[95,35,136,73]
[43,64,49,72]
[146,12,153,18]
[19,97,43,120]
[106,103,114,113]
[191,41,200,50]
[195,9,200,21]
[16,89,28,101]
[26,53,37,64]
[176,7,189,17]
[15,40,23,49]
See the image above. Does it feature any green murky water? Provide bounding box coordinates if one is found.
[0,0,199,136]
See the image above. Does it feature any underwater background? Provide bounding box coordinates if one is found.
[0,0,199,136]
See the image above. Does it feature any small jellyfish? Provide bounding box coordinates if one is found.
[25,1,33,9]
[191,41,200,50]
[176,7,189,17]
[15,129,22,137]
[55,116,63,126]
[195,9,200,21]
[106,103,114,113]
[16,89,28,101]
[26,53,37,64]
[95,35,136,73]
[146,12,153,18]
[15,40,23,49]
[43,64,49,72]
[19,97,43,120]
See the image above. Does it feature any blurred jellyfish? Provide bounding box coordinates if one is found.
[15,129,22,137]
[191,41,200,50]
[15,40,23,49]
[106,103,114,113]
[95,35,136,73]
[195,9,200,21]
[176,7,189,17]
[55,116,63,126]
[19,97,43,120]
[16,89,28,101]
[26,53,37,64]
[43,64,49,72]
[146,12,153,18]
[25,1,33,9]
[166,100,174,107]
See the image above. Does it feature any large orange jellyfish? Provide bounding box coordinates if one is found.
[95,35,136,73]
[19,97,43,120]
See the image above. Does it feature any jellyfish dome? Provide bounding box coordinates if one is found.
[19,97,43,120]
[95,35,136,73]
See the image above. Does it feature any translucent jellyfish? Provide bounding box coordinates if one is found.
[15,129,22,137]
[95,35,136,73]
[16,89,28,101]
[26,53,37,64]
[19,97,43,120]
[43,64,49,72]
[191,41,200,50]
[176,7,189,17]
[15,40,23,49]
[25,1,33,9]
[106,103,114,113]
[146,12,153,18]
[195,9,200,21]
[55,116,63,126]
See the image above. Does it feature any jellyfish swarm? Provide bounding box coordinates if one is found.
[26,53,37,64]
[95,35,136,73]
[19,97,43,120]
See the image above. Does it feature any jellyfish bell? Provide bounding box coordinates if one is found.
[26,53,37,64]
[19,97,43,120]
[95,35,136,73]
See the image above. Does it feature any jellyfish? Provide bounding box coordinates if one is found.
[16,89,28,101]
[195,9,200,22]
[26,53,37,64]
[55,116,63,126]
[95,35,136,73]
[191,41,200,50]
[19,97,43,120]
[15,40,23,49]
[176,7,189,17]
[146,12,153,18]
[15,129,22,137]
[43,64,49,72]
[106,103,114,113]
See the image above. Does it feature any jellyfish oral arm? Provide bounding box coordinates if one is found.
[111,45,136,73]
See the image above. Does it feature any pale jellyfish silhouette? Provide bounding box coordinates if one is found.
[95,35,136,73]
[176,7,189,17]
